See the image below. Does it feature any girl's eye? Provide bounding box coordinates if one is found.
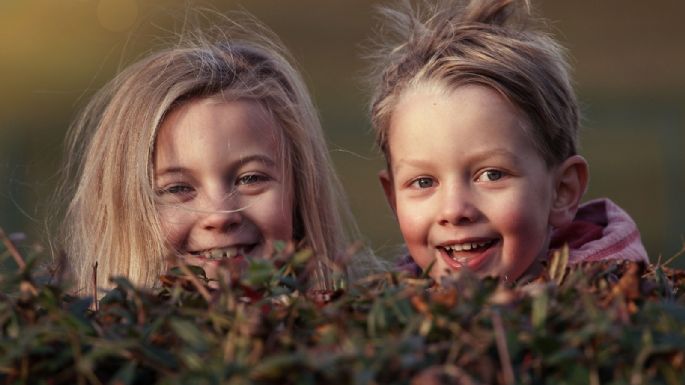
[476,169,504,182]
[155,183,195,204]
[237,173,270,185]
[158,184,194,195]
[411,177,435,189]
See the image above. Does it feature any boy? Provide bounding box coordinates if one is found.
[368,0,648,281]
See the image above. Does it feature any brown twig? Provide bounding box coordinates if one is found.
[92,262,99,311]
[175,257,212,302]
[492,310,515,385]
[0,227,26,270]
[1,228,39,296]
[662,241,685,267]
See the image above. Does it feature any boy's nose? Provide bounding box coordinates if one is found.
[438,186,480,226]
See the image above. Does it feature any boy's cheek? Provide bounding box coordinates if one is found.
[395,203,432,256]
[498,219,550,279]
[395,202,424,232]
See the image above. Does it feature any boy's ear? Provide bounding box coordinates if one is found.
[378,169,397,217]
[549,155,589,228]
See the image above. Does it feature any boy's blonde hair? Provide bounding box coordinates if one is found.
[369,0,579,167]
[58,17,357,294]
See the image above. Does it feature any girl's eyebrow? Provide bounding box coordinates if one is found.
[155,154,277,178]
[237,154,276,167]
[155,167,191,178]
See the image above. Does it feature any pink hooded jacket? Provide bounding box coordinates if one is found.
[548,198,649,264]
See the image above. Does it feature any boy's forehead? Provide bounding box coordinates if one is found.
[391,83,533,139]
[386,83,549,172]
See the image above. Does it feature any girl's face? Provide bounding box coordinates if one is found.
[154,97,293,274]
[380,84,557,282]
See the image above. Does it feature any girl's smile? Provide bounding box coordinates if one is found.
[154,97,294,278]
[187,244,256,260]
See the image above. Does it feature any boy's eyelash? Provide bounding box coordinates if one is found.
[409,177,435,188]
[475,169,506,182]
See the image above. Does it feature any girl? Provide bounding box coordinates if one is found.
[57,16,362,295]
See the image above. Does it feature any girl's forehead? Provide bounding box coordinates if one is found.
[154,98,288,165]
[160,97,281,136]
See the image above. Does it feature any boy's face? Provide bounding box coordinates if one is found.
[380,84,557,282]
[154,97,293,279]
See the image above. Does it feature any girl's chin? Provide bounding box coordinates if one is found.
[175,254,247,282]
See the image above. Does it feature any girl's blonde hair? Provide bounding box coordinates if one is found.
[369,0,579,167]
[57,15,358,294]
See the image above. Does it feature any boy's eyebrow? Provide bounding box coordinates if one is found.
[392,158,433,174]
[392,148,523,173]
[468,148,522,165]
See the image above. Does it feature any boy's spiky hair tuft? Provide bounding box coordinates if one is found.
[369,0,579,167]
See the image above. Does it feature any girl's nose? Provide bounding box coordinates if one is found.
[438,185,481,226]
[198,193,243,232]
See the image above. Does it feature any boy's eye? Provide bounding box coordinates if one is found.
[476,169,504,182]
[237,173,270,185]
[411,177,435,189]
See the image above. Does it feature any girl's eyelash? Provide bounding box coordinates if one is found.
[237,173,270,185]
[157,184,193,195]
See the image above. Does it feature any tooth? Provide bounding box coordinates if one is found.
[450,254,467,265]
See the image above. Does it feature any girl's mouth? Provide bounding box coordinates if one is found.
[188,244,256,260]
[438,239,498,269]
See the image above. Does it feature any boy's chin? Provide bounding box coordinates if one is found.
[426,258,501,282]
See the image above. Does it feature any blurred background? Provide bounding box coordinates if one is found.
[1,0,684,266]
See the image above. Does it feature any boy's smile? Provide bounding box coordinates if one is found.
[437,238,499,270]
[380,84,559,282]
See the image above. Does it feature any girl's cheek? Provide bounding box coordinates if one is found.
[158,208,191,250]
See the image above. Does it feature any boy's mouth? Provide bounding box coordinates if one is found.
[188,244,256,260]
[438,239,498,267]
